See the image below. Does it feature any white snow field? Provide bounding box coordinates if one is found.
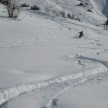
[56,80,108,108]
[0,0,108,108]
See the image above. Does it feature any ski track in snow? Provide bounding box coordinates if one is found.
[0,37,108,107]
[0,61,108,107]
[45,54,108,108]
[46,71,108,108]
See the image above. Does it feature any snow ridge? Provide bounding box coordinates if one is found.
[0,64,107,106]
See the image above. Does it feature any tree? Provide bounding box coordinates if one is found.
[6,0,20,18]
[1,0,9,5]
[31,4,40,10]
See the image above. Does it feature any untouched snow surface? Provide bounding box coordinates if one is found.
[0,0,108,108]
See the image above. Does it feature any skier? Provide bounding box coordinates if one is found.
[79,31,84,38]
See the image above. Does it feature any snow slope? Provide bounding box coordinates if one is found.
[0,0,108,108]
[21,0,106,24]
[57,80,108,108]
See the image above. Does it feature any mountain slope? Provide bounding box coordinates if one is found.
[0,0,108,108]
[21,0,106,24]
